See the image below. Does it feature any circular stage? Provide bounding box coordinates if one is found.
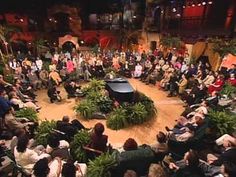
[37,79,184,147]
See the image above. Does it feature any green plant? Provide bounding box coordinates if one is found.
[209,110,236,136]
[87,152,118,177]
[134,91,157,118]
[127,103,148,124]
[208,38,236,58]
[107,107,128,130]
[42,61,50,71]
[160,35,183,50]
[220,83,236,98]
[35,120,56,147]
[97,96,113,114]
[70,129,90,162]
[74,100,98,119]
[15,107,38,122]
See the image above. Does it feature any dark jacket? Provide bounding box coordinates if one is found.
[89,134,108,152]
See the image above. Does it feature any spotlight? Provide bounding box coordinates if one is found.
[80,40,84,44]
[20,18,24,22]
[198,3,201,6]
[176,13,181,17]
[161,10,164,14]
[54,20,57,23]
[172,8,177,12]
[183,5,186,8]
[202,1,206,5]
[208,1,213,4]
[192,3,195,7]
[133,15,137,19]
[69,17,73,20]
[49,18,53,21]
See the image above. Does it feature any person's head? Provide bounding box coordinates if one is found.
[62,116,70,123]
[33,158,50,177]
[156,131,166,144]
[123,170,137,177]
[123,138,138,151]
[14,128,26,138]
[61,160,76,177]
[184,150,199,167]
[47,134,60,148]
[221,162,236,177]
[16,135,29,153]
[148,163,167,177]
[94,123,105,136]
[230,73,235,79]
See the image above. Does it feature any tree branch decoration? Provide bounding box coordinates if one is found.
[160,35,183,50]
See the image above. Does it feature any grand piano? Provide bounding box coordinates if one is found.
[105,78,134,102]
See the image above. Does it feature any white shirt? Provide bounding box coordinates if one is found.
[36,59,43,71]
[14,147,50,174]
[46,140,70,153]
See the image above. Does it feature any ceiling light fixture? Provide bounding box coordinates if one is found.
[208,1,213,4]
[202,1,206,5]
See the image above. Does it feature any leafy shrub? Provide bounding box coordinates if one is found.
[126,103,148,124]
[134,91,157,118]
[107,107,128,130]
[35,120,56,147]
[83,79,105,94]
[87,152,118,177]
[74,100,98,119]
[15,107,38,122]
[220,83,236,98]
[70,129,90,162]
[209,110,236,136]
[97,96,113,114]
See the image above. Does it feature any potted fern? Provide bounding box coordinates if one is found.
[74,100,98,119]
[15,107,38,122]
[87,152,118,177]
[106,107,128,130]
[34,120,56,147]
[70,129,90,163]
[208,110,236,137]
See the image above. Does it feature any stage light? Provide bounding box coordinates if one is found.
[202,1,206,5]
[176,13,181,17]
[49,18,53,21]
[54,20,57,23]
[192,3,195,7]
[20,18,24,22]
[208,1,213,4]
[133,15,137,19]
[69,17,73,20]
[198,3,201,6]
[172,8,177,12]
[183,5,186,8]
[161,10,164,14]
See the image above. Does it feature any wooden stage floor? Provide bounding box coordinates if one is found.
[37,79,184,147]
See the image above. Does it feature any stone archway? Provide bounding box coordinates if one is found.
[59,34,79,50]
[47,4,82,36]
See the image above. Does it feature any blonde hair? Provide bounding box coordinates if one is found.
[148,164,167,177]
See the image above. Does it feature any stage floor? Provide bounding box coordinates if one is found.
[37,79,184,147]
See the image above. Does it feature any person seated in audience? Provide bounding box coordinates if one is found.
[88,123,108,152]
[167,72,179,97]
[56,116,84,139]
[123,138,138,151]
[46,134,71,160]
[39,69,49,88]
[32,157,62,177]
[64,81,83,98]
[123,170,138,177]
[27,70,42,90]
[159,70,172,90]
[0,74,12,91]
[206,91,219,108]
[151,131,168,154]
[8,91,40,111]
[14,135,50,174]
[208,75,224,94]
[4,108,36,135]
[176,74,188,95]
[15,79,36,100]
[47,84,62,103]
[207,134,236,167]
[227,73,236,86]
[144,68,161,85]
[148,163,167,177]
[169,150,206,177]
[133,63,142,78]
[202,71,215,88]
[61,160,87,177]
[221,162,236,177]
